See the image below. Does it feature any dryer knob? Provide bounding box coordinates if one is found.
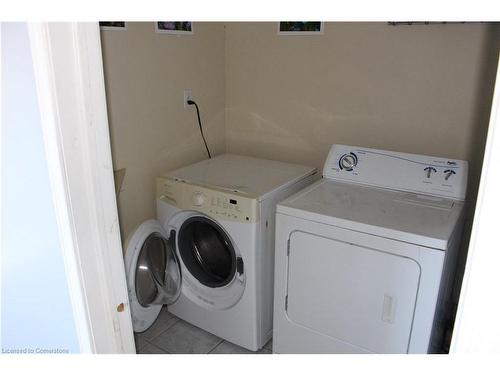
[191,192,205,207]
[339,153,358,171]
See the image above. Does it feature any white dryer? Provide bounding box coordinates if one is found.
[124,154,317,351]
[273,144,468,353]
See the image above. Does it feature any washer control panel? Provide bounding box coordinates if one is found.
[323,144,468,200]
[156,177,259,222]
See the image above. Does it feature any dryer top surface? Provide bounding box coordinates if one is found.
[277,179,464,250]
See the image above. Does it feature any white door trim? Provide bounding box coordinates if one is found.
[28,22,135,354]
[450,54,500,353]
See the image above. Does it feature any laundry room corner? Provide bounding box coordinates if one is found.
[100,22,227,240]
[223,22,500,333]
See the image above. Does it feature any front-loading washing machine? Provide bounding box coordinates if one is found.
[124,154,317,351]
[273,144,468,353]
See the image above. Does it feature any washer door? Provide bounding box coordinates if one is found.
[124,219,181,332]
[177,216,241,289]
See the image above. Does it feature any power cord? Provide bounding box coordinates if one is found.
[187,99,212,159]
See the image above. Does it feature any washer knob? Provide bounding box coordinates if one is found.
[191,192,205,206]
[339,153,358,171]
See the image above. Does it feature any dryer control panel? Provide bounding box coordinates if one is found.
[156,177,259,223]
[323,144,468,200]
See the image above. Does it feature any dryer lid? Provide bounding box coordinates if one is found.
[124,220,181,332]
[277,179,464,250]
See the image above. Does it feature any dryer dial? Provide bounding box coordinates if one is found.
[339,153,358,171]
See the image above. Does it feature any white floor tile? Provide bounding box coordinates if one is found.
[150,320,222,354]
[135,307,179,341]
[138,343,168,354]
[209,340,271,354]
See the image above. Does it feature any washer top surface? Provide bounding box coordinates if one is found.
[277,179,464,250]
[163,154,317,200]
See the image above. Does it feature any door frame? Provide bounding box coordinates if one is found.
[28,22,135,353]
[450,53,500,353]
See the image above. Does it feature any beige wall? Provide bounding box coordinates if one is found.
[100,22,225,239]
[101,21,499,251]
[225,22,500,301]
[225,22,499,201]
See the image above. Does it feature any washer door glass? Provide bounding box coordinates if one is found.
[178,217,237,288]
[135,230,182,307]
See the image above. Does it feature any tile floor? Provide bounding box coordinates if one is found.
[134,307,273,354]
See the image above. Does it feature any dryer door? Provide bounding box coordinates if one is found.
[286,230,421,353]
[124,219,181,332]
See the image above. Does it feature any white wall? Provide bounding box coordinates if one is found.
[1,23,79,354]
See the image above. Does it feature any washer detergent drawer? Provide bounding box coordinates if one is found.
[286,231,421,353]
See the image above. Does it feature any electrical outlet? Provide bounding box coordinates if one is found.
[184,90,192,108]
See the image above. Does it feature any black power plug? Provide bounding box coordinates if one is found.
[187,99,211,159]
